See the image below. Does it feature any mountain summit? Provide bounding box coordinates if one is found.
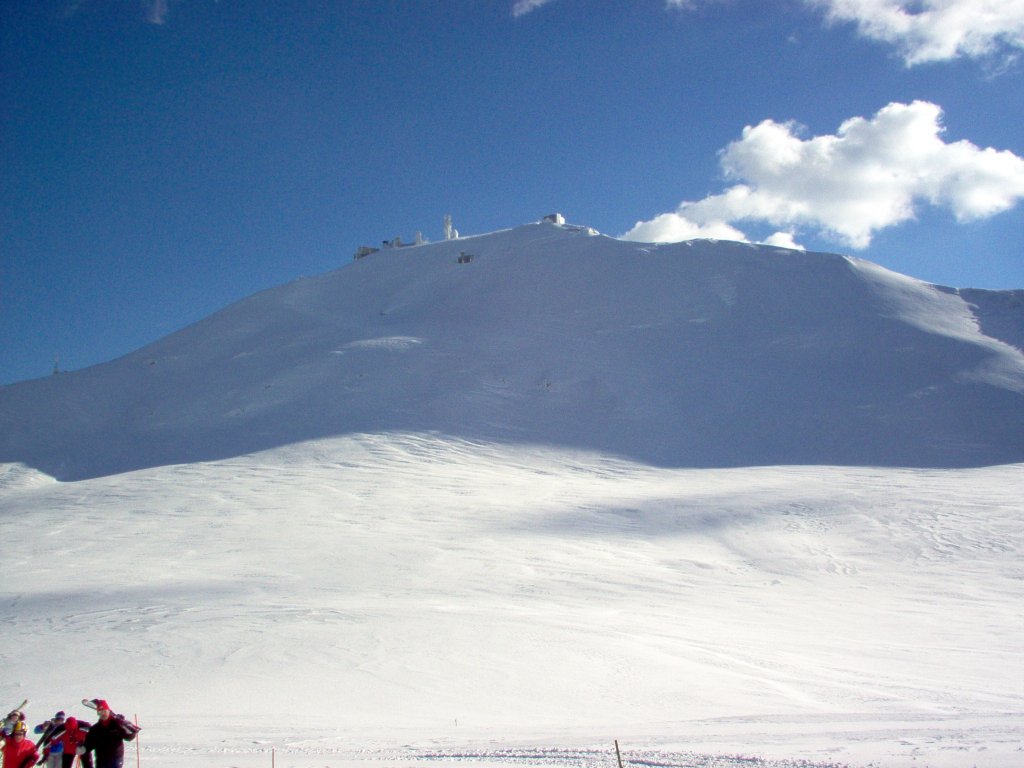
[2,221,1022,479]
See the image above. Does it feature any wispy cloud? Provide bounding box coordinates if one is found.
[514,0,720,16]
[806,0,1024,65]
[623,101,1024,249]
[664,0,720,10]
[145,0,170,25]
[512,0,557,17]
[60,0,93,19]
[60,0,173,24]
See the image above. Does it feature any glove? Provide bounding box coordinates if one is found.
[76,747,86,756]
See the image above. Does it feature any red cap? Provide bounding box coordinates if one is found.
[94,700,111,711]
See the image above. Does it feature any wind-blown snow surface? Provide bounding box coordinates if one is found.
[1,440,1022,767]
[2,223,1023,767]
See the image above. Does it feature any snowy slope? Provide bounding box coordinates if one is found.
[1,222,1022,479]
[1,222,1023,768]
[1,439,1021,768]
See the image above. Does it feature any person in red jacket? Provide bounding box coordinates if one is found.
[82,701,138,768]
[2,721,39,768]
[39,717,92,768]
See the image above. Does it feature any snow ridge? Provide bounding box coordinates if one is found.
[1,222,1022,479]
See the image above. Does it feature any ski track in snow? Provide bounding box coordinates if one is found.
[138,745,861,768]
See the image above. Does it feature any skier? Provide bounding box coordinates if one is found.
[32,711,65,768]
[2,721,39,768]
[33,710,64,742]
[36,716,92,768]
[82,701,138,768]
[60,718,92,768]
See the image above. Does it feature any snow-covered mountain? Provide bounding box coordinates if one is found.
[2,221,1022,768]
[2,221,1022,479]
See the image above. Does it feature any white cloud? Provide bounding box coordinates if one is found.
[515,0,1024,66]
[806,0,1024,65]
[517,0,1024,66]
[763,231,806,250]
[623,101,1024,248]
[625,213,747,243]
[512,0,557,17]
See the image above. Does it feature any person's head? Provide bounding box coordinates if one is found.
[53,711,66,724]
[95,701,112,721]
[65,718,78,731]
[12,720,27,739]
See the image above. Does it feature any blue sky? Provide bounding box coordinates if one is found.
[2,0,1023,385]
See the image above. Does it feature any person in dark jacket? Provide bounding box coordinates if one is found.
[82,702,138,768]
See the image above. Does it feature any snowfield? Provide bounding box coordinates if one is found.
[2,223,1022,767]
[3,436,1021,767]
